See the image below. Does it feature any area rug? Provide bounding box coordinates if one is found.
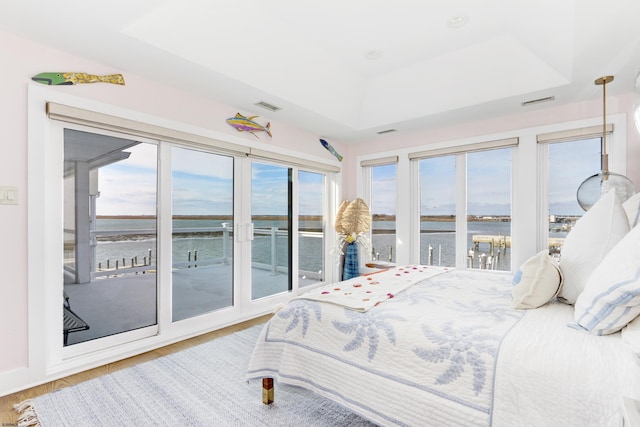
[15,325,376,426]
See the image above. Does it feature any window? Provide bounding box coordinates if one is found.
[419,155,456,267]
[298,170,325,286]
[31,97,338,373]
[370,163,397,262]
[467,149,511,271]
[251,162,292,299]
[171,147,234,321]
[361,157,398,263]
[545,137,601,259]
[411,139,516,270]
[63,129,158,346]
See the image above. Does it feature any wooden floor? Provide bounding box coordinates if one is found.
[0,315,269,425]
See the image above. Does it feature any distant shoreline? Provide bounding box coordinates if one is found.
[96,215,511,222]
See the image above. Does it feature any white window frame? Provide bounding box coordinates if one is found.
[356,114,627,271]
[27,84,340,386]
[410,146,513,269]
[360,156,399,263]
[536,118,626,253]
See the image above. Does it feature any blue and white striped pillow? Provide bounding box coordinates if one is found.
[574,224,640,335]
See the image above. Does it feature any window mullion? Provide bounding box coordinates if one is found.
[291,167,299,293]
[157,142,173,328]
[455,154,468,268]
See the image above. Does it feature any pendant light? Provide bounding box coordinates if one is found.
[576,76,636,211]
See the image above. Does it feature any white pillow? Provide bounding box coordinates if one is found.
[512,250,562,309]
[574,223,640,335]
[623,192,640,228]
[622,315,640,358]
[558,190,629,304]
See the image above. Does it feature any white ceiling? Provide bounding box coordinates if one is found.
[3,0,640,143]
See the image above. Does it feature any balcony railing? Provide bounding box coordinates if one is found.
[64,224,324,281]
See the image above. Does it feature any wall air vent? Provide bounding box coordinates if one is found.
[376,129,397,135]
[521,96,555,106]
[254,101,281,112]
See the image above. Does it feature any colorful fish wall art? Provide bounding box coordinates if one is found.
[226,113,272,138]
[31,72,125,86]
[320,138,343,162]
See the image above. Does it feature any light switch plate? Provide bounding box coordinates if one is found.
[0,186,18,205]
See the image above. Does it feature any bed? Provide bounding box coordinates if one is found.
[247,189,640,426]
[247,263,640,426]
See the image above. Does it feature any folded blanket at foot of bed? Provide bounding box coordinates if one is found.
[292,265,450,312]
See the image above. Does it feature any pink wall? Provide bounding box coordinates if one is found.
[0,31,348,375]
[2,29,640,380]
[343,93,640,199]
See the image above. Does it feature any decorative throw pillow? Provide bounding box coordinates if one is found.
[512,250,562,309]
[558,190,629,304]
[623,192,640,229]
[574,223,640,335]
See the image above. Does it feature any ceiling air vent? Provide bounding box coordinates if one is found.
[376,129,397,135]
[521,96,555,107]
[254,101,281,112]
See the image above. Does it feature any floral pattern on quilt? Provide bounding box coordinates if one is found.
[277,300,322,337]
[413,322,500,395]
[255,268,524,425]
[332,309,407,361]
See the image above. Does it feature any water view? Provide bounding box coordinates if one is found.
[90,216,571,275]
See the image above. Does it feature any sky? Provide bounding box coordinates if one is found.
[94,142,324,216]
[95,143,158,216]
[91,137,601,218]
[371,163,397,215]
[172,147,233,216]
[417,149,513,216]
[548,138,601,215]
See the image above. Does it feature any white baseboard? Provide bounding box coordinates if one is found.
[0,366,30,398]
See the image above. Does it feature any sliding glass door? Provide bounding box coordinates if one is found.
[171,147,235,321]
[298,170,325,287]
[251,162,292,299]
[171,147,233,321]
[63,129,158,346]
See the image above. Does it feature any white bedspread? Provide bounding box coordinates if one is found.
[247,268,640,426]
[493,301,640,426]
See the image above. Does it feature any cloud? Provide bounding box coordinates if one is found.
[172,146,234,179]
[251,163,289,215]
[299,171,324,216]
[371,163,397,214]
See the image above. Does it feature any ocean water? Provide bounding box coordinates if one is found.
[90,218,569,273]
[93,218,323,273]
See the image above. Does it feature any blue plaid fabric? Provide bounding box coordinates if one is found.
[343,242,360,280]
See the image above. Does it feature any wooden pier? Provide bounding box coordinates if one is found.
[472,235,565,250]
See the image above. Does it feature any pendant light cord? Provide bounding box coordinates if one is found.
[596,76,614,175]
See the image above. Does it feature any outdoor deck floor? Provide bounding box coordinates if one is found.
[63,264,316,345]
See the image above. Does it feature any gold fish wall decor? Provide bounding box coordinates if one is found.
[32,72,125,86]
